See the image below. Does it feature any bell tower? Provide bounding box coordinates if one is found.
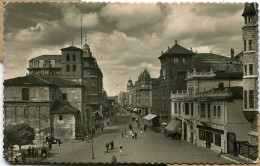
[242,2,258,146]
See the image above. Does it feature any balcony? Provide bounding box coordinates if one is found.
[186,69,216,79]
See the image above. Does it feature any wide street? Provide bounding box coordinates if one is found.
[40,111,233,164]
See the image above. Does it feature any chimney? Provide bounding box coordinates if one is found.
[231,48,234,58]
[175,40,177,44]
[190,47,193,51]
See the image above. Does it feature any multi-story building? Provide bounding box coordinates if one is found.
[241,2,258,147]
[117,91,127,106]
[134,69,153,116]
[127,79,134,107]
[4,38,106,140]
[170,69,251,154]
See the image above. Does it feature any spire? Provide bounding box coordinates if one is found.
[71,39,74,46]
[85,34,87,44]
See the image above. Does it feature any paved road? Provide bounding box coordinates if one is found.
[40,112,233,164]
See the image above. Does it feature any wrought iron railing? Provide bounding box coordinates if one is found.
[237,141,258,160]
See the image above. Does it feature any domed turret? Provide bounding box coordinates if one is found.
[83,35,93,58]
[127,79,133,90]
[138,68,150,82]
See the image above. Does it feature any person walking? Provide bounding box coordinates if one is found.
[35,149,38,158]
[31,147,35,158]
[48,142,52,151]
[58,138,61,146]
[111,155,117,164]
[119,146,123,156]
[135,132,137,139]
[111,140,114,150]
[131,131,135,139]
[106,143,109,153]
[27,146,31,157]
[122,131,124,138]
[126,133,129,139]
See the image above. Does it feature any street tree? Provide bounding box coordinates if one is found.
[4,123,35,151]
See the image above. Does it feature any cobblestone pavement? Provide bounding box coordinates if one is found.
[40,113,233,164]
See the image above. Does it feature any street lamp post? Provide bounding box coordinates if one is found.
[91,112,95,159]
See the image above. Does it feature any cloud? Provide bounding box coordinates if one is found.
[99,3,164,31]
[5,3,246,95]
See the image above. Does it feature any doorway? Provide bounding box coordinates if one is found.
[206,131,213,148]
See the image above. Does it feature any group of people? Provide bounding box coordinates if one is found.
[27,146,39,158]
[105,140,114,153]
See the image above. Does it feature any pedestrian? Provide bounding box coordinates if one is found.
[140,130,143,134]
[111,155,117,164]
[48,142,52,151]
[21,151,26,163]
[58,138,61,146]
[111,140,114,150]
[130,130,132,136]
[31,147,35,158]
[35,149,38,158]
[138,123,140,128]
[126,133,129,139]
[107,121,109,126]
[135,132,137,139]
[27,146,31,157]
[119,146,123,156]
[131,130,135,139]
[122,131,124,138]
[106,143,109,153]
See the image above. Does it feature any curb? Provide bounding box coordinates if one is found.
[220,155,243,164]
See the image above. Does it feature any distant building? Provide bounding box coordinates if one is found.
[241,2,258,147]
[108,96,117,105]
[117,91,127,106]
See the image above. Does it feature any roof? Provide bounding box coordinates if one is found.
[143,114,158,121]
[159,43,195,59]
[215,72,243,79]
[234,51,243,59]
[4,75,83,87]
[30,55,61,61]
[51,99,80,114]
[40,76,83,87]
[61,46,83,52]
[242,3,257,16]
[4,75,50,86]
[194,53,229,60]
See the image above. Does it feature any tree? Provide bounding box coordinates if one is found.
[4,123,35,151]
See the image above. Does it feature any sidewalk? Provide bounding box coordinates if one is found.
[220,154,252,164]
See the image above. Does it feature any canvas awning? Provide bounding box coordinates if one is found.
[165,119,181,133]
[143,114,157,121]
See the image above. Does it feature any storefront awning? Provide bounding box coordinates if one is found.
[165,119,181,133]
[143,114,157,121]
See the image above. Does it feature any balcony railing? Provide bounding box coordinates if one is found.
[186,69,216,79]
[171,89,233,99]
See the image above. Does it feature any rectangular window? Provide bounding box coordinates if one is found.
[244,91,248,109]
[44,70,49,75]
[217,106,221,117]
[178,103,181,114]
[215,133,221,147]
[59,115,63,121]
[207,104,210,118]
[244,65,247,75]
[185,103,189,115]
[249,90,254,108]
[62,93,67,101]
[244,40,246,51]
[214,106,216,116]
[249,40,253,51]
[191,103,194,116]
[174,103,177,113]
[200,104,206,118]
[174,57,178,64]
[24,108,27,117]
[22,88,30,101]
[199,129,205,141]
[249,64,253,75]
[183,58,187,63]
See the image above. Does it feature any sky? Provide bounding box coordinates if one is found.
[5,2,245,96]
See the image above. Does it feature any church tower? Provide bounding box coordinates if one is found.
[242,2,258,146]
[60,44,83,83]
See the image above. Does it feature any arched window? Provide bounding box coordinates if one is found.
[73,65,76,71]
[213,106,216,116]
[67,54,70,61]
[66,65,70,72]
[217,106,221,117]
[22,88,29,101]
[73,54,76,61]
